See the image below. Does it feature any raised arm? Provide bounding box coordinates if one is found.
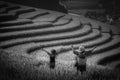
[71,45,75,51]
[86,46,97,54]
[90,46,97,52]
[41,48,50,55]
[71,45,79,55]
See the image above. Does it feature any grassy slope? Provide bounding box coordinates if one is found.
[0,49,120,80]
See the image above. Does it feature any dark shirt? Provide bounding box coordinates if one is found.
[49,54,56,69]
[78,53,85,59]
[50,54,56,63]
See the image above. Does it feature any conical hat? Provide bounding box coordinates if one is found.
[79,45,85,52]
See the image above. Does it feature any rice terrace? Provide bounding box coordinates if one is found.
[0,0,120,80]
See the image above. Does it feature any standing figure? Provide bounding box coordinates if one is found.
[71,45,96,74]
[41,48,59,69]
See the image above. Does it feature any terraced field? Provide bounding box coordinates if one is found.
[0,1,120,80]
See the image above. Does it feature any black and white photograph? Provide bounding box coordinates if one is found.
[0,0,120,80]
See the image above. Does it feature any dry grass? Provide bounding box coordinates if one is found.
[0,49,120,80]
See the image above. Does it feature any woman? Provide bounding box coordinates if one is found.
[71,45,96,74]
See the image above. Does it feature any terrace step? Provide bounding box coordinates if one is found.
[32,13,65,23]
[53,18,72,26]
[27,32,113,55]
[71,35,119,55]
[0,25,93,48]
[18,10,50,19]
[0,5,20,13]
[87,47,120,66]
[0,17,80,41]
[97,52,120,66]
[29,35,118,59]
[0,22,53,33]
[27,34,112,59]
[0,7,35,22]
[0,19,33,27]
[34,33,110,50]
[1,7,36,18]
[28,35,120,61]
[64,33,111,49]
[0,6,20,13]
[0,15,71,32]
[93,36,120,54]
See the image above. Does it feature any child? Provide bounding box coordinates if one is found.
[41,48,57,69]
